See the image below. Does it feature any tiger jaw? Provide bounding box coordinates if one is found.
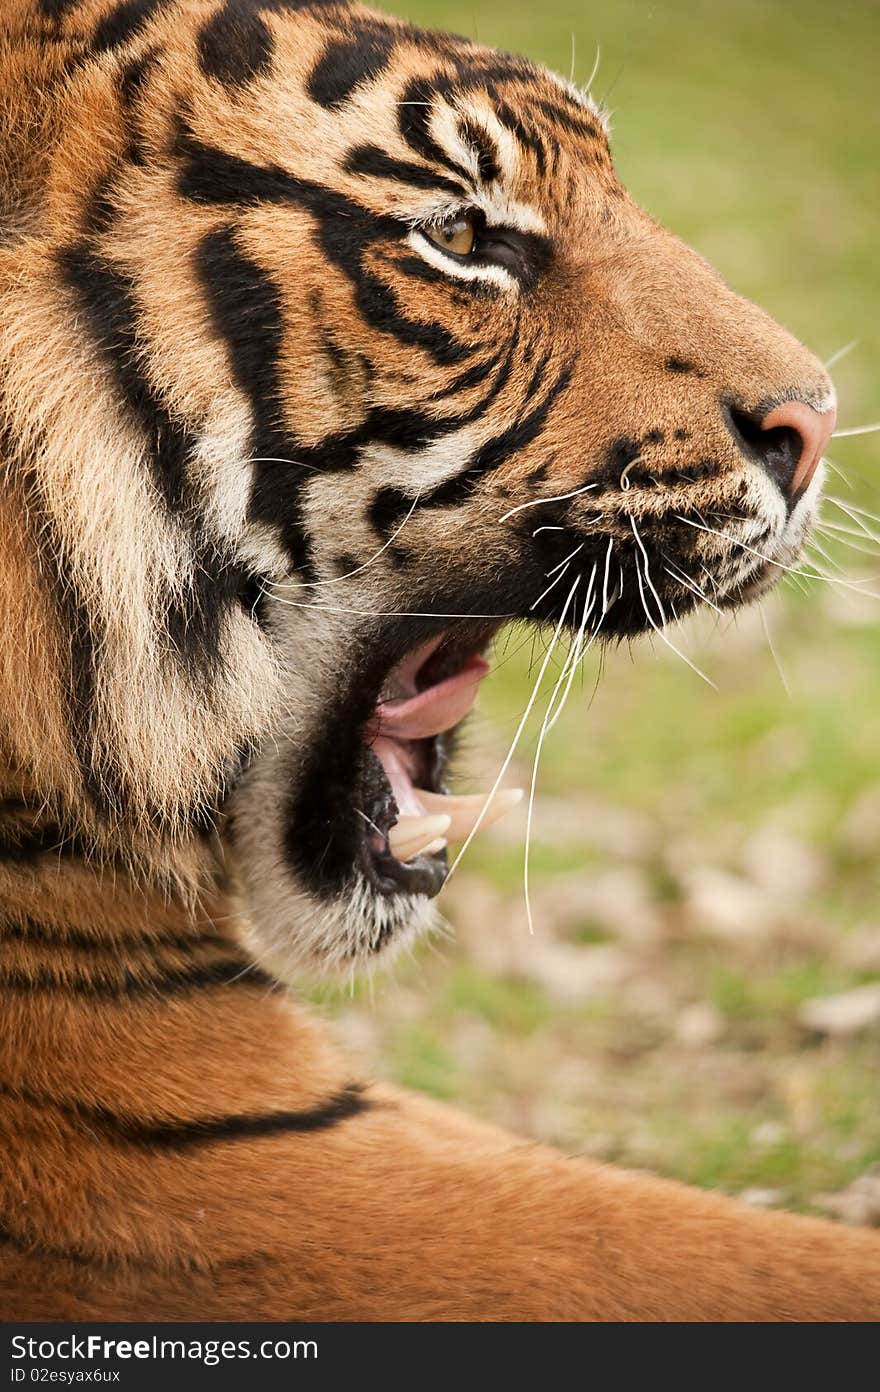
[228,444,826,979]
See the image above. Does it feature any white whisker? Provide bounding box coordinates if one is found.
[663,562,722,615]
[822,339,858,371]
[631,516,717,689]
[806,535,846,573]
[825,496,880,543]
[760,605,790,698]
[545,569,600,733]
[817,521,880,559]
[584,42,602,92]
[601,536,614,613]
[498,482,597,522]
[445,576,581,882]
[270,597,514,620]
[672,514,880,596]
[529,562,573,611]
[274,495,422,590]
[546,543,585,577]
[523,576,598,935]
[832,423,880,438]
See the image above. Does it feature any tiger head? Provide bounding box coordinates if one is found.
[0,1,835,975]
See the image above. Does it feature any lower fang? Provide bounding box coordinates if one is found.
[388,813,452,862]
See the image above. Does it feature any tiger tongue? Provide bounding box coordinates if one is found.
[375,655,489,739]
[369,653,522,863]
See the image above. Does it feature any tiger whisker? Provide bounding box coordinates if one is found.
[663,562,722,615]
[271,495,422,591]
[784,571,810,597]
[524,572,597,935]
[824,496,880,544]
[601,536,615,613]
[672,514,880,597]
[445,575,581,882]
[806,536,846,574]
[530,561,573,611]
[821,457,853,487]
[584,42,602,93]
[619,455,645,489]
[269,597,515,620]
[816,521,880,559]
[498,482,597,522]
[823,339,858,371]
[546,567,602,734]
[545,542,584,577]
[831,423,880,438]
[630,516,717,688]
[759,604,791,698]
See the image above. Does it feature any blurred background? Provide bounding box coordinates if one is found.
[314,0,880,1218]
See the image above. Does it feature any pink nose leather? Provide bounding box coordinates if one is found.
[760,400,837,496]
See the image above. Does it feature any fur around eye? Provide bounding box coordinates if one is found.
[423,211,477,256]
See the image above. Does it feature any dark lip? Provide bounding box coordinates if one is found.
[359,738,450,900]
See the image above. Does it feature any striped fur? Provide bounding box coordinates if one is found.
[1,0,877,1320]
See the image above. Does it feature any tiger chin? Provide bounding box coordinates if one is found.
[2,0,878,1325]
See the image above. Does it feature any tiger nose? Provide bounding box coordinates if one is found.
[726,399,836,498]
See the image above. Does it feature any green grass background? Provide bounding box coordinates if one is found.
[313,0,880,1213]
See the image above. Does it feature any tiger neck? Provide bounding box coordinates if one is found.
[0,810,350,1123]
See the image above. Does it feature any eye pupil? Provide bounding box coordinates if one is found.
[425,211,477,257]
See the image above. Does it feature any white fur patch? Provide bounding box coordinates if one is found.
[406,228,518,291]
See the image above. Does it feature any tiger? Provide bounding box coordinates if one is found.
[0,0,877,1323]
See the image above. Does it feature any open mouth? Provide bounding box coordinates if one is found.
[360,626,521,899]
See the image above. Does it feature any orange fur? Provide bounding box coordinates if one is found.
[0,0,877,1321]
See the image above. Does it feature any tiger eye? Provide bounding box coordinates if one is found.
[424,212,477,256]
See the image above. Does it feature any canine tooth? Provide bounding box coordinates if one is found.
[388,814,451,862]
[416,788,524,841]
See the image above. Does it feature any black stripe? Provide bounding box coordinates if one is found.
[197,3,274,88]
[11,455,113,814]
[0,820,93,864]
[38,0,80,18]
[0,1080,370,1151]
[458,117,501,183]
[367,332,522,534]
[195,226,315,576]
[0,1219,101,1269]
[397,75,473,185]
[419,362,574,510]
[57,244,192,515]
[494,99,548,177]
[534,97,603,142]
[0,956,275,1000]
[391,253,493,295]
[293,328,517,506]
[307,31,394,108]
[345,144,465,198]
[119,44,160,107]
[57,228,252,678]
[436,351,503,397]
[178,132,478,368]
[91,0,170,53]
[0,916,232,954]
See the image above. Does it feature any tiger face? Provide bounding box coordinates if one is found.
[0,1,835,976]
